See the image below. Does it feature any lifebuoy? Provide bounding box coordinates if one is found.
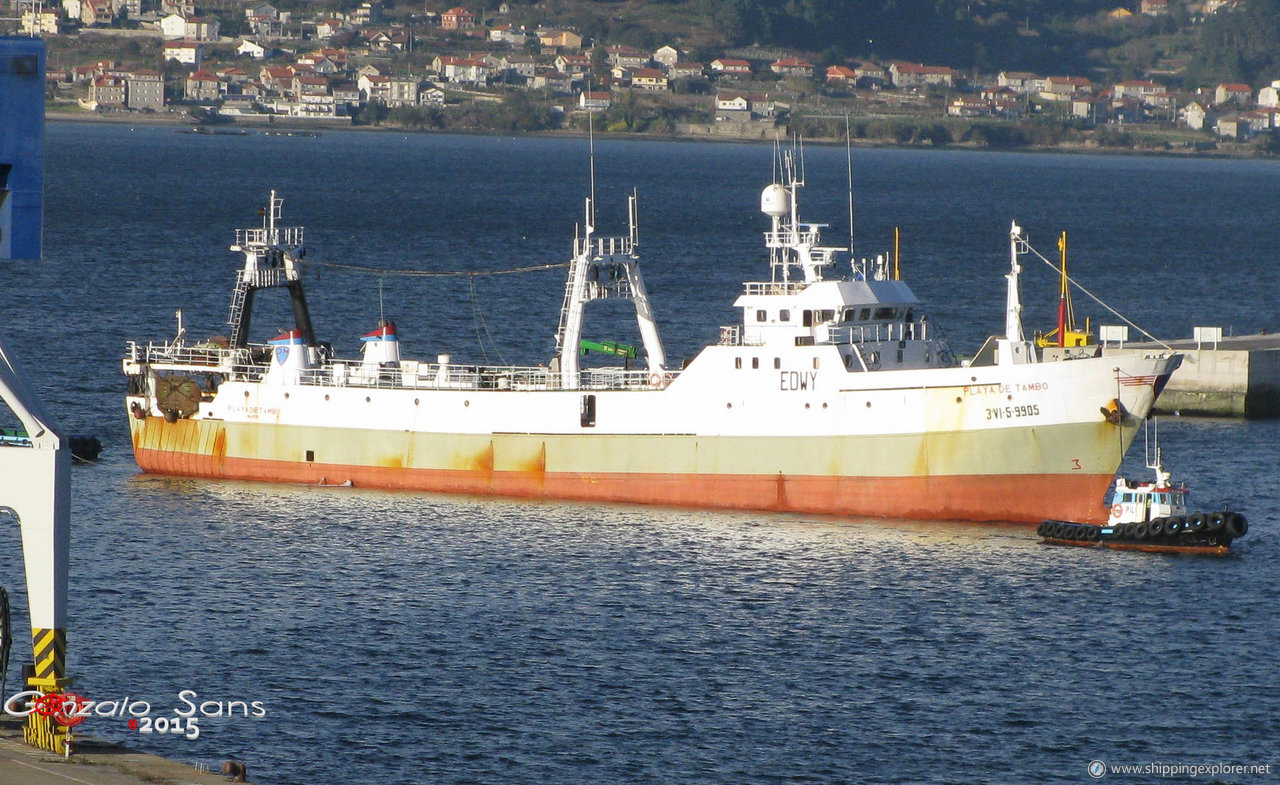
[648,373,663,388]
[1110,503,1123,518]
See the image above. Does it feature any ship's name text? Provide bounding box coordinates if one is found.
[780,371,818,391]
[963,381,1049,397]
[226,405,281,418]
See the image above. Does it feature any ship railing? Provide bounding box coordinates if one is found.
[741,280,810,296]
[299,361,677,392]
[763,228,822,248]
[577,234,634,259]
[234,226,304,249]
[238,267,296,287]
[824,321,931,345]
[581,367,678,390]
[127,341,274,382]
[717,325,765,346]
[129,341,244,370]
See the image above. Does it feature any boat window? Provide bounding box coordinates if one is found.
[735,357,742,369]
[580,394,596,428]
[773,357,781,369]
[757,309,767,323]
[813,357,819,369]
[859,308,870,320]
[905,309,914,323]
[816,309,835,323]
[752,357,759,369]
[844,308,857,322]
[873,307,896,321]
[779,309,791,322]
[802,310,813,327]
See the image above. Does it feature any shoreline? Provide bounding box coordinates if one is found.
[45,108,1275,160]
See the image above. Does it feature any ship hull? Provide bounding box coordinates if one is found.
[129,413,1132,524]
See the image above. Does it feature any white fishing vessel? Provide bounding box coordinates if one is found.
[123,151,1182,523]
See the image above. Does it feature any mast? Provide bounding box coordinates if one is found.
[1006,220,1025,343]
[227,190,315,348]
[551,190,665,389]
[761,145,844,286]
[1056,231,1068,347]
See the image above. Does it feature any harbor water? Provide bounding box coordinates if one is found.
[0,123,1277,783]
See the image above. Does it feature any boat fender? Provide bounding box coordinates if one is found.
[1165,516,1184,534]
[1036,522,1048,537]
[1132,521,1150,540]
[1085,526,1100,542]
[1224,513,1247,539]
[1148,518,1165,536]
[1047,522,1063,538]
[1206,513,1225,532]
[648,373,663,388]
[1187,513,1207,532]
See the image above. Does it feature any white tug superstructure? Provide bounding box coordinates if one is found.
[124,154,1182,524]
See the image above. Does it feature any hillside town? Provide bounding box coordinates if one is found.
[12,0,1280,144]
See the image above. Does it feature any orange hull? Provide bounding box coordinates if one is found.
[134,445,1112,524]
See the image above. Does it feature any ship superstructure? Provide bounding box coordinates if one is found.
[123,157,1182,524]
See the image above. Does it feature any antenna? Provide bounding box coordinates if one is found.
[845,113,855,257]
[587,108,596,231]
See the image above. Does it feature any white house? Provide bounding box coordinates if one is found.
[162,39,206,66]
[237,40,271,60]
[159,13,188,39]
[652,45,681,68]
[579,90,611,110]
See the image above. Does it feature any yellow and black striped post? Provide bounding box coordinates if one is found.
[24,628,72,754]
[32,628,66,682]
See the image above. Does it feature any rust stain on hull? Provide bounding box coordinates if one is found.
[133,446,1112,523]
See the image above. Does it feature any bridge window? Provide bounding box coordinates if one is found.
[873,307,896,320]
[859,308,870,320]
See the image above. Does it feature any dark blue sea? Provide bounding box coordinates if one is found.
[1,123,1278,783]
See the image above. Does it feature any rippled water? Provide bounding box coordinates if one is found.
[0,125,1276,783]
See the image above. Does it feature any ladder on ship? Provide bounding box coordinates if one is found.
[227,279,250,347]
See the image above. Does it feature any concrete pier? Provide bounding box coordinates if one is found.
[1100,333,1280,418]
[0,717,240,785]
